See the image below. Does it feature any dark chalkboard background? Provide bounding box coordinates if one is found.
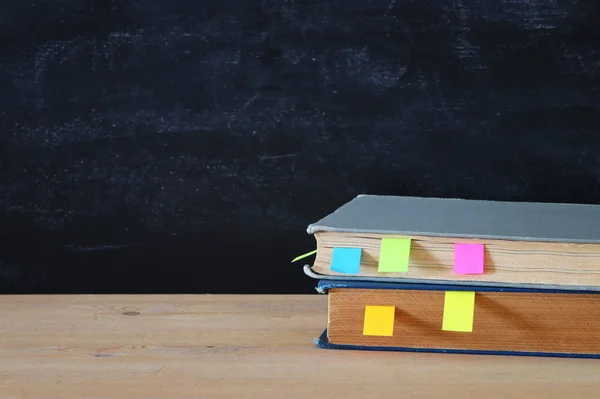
[2,0,600,294]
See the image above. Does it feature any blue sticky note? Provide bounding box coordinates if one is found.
[330,247,362,274]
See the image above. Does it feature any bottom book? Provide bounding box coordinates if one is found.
[314,279,600,358]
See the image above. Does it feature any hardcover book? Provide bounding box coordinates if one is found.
[313,279,600,358]
[304,194,600,290]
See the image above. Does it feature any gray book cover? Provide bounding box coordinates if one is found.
[307,194,600,244]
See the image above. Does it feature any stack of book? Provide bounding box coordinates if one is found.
[299,194,600,358]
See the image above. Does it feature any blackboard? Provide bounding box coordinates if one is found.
[2,0,600,294]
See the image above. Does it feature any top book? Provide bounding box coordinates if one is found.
[304,195,600,290]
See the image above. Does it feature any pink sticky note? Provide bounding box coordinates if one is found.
[454,244,484,274]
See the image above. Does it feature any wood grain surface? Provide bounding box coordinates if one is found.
[2,294,600,398]
[328,288,600,354]
[313,231,600,287]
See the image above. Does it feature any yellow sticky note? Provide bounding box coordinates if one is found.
[363,305,395,336]
[442,291,475,332]
[378,237,411,272]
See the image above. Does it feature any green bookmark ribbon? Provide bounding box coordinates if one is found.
[291,249,317,263]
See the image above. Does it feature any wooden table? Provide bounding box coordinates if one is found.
[1,295,600,398]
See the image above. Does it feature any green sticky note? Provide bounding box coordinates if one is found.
[291,249,317,263]
[378,237,411,272]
